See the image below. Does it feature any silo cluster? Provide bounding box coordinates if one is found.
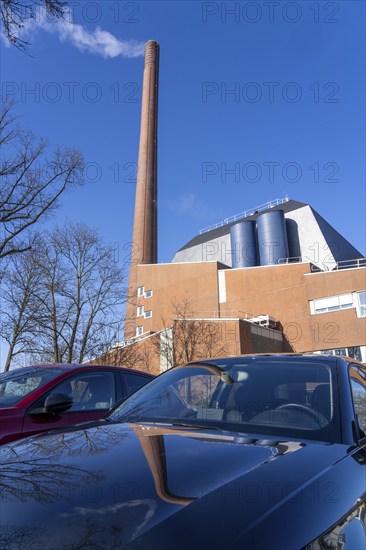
[229,209,290,268]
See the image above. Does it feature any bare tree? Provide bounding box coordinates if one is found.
[153,297,228,367]
[37,223,126,364]
[0,235,46,370]
[100,333,163,374]
[74,297,228,375]
[96,341,143,370]
[0,101,84,260]
[0,223,126,370]
[0,0,67,52]
[133,337,161,374]
[171,297,203,364]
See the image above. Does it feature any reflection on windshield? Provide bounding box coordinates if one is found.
[108,360,341,443]
[0,368,64,407]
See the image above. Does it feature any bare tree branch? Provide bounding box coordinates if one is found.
[0,0,67,53]
[0,101,84,260]
[169,297,228,365]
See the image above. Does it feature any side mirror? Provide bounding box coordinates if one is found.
[44,393,73,414]
[30,393,73,416]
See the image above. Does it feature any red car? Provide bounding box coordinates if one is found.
[0,364,153,445]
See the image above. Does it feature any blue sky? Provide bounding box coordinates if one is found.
[1,0,365,261]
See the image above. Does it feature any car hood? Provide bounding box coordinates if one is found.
[0,421,357,549]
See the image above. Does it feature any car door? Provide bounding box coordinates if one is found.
[22,370,118,439]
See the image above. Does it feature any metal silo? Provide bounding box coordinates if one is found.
[286,218,301,261]
[256,209,289,266]
[230,221,258,268]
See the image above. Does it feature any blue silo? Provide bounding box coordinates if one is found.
[230,221,258,268]
[286,218,301,261]
[256,210,289,266]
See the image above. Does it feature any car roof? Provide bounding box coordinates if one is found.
[2,364,154,377]
[185,353,354,368]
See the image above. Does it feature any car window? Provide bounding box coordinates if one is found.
[40,371,116,412]
[0,368,64,408]
[350,366,366,436]
[123,373,152,396]
[175,373,218,407]
[109,359,341,443]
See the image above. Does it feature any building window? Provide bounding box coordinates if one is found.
[317,347,363,362]
[356,291,366,318]
[137,306,144,317]
[137,287,144,297]
[310,293,354,315]
[144,310,152,319]
[145,290,153,298]
[311,290,366,318]
[136,327,143,337]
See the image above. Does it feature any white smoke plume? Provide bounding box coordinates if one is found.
[4,6,145,58]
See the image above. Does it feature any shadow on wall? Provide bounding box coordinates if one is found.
[239,321,293,354]
[276,321,295,353]
[286,219,301,260]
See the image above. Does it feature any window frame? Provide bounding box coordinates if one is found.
[28,370,118,415]
[310,293,354,315]
[349,365,366,442]
[355,291,366,318]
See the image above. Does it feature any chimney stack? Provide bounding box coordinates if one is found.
[125,40,159,339]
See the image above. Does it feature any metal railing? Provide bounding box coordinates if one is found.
[178,310,253,320]
[310,258,366,272]
[333,258,366,270]
[277,257,365,271]
[199,197,290,234]
[277,257,303,264]
[178,311,278,327]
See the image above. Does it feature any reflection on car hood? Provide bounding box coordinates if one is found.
[0,421,358,549]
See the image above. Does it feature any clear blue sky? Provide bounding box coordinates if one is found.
[1,1,365,261]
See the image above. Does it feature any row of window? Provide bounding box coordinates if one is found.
[136,286,154,337]
[310,291,366,318]
[316,346,364,363]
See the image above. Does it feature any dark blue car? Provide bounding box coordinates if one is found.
[1,354,365,549]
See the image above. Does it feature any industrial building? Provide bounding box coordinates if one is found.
[128,198,365,372]
[101,42,365,374]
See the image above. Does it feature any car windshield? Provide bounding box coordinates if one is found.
[0,367,65,407]
[108,357,341,443]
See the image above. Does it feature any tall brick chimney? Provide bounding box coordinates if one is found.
[125,40,159,339]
